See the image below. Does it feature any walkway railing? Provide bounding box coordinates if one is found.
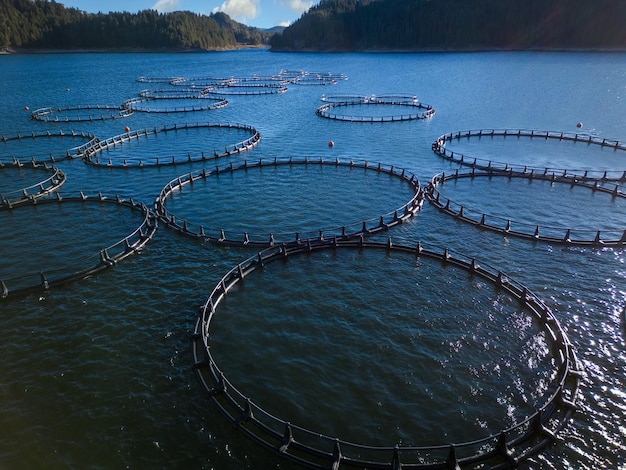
[154,157,424,246]
[432,129,626,181]
[317,100,435,122]
[426,168,626,246]
[192,238,583,470]
[0,129,97,165]
[83,122,261,168]
[0,192,158,300]
[31,104,133,122]
[0,162,66,209]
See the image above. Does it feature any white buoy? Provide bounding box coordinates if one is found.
[576,122,583,128]
[328,140,334,147]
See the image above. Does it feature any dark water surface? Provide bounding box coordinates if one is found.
[1,50,625,469]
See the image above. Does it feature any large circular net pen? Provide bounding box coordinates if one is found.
[123,93,229,113]
[316,99,435,122]
[31,104,133,122]
[426,168,626,246]
[432,129,626,181]
[0,162,66,209]
[154,156,424,246]
[0,192,158,300]
[204,83,288,95]
[191,238,583,470]
[0,130,96,165]
[82,122,260,168]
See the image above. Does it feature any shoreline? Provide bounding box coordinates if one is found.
[3,45,626,55]
[0,44,270,55]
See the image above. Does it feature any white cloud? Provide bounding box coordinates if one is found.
[283,0,313,16]
[152,0,180,12]
[213,0,260,21]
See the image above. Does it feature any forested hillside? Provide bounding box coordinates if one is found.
[0,0,271,50]
[270,0,626,51]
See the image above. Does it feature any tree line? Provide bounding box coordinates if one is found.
[270,0,626,51]
[0,0,272,50]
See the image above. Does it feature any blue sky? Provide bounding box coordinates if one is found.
[58,0,316,29]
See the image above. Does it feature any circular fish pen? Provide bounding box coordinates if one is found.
[123,95,229,113]
[0,130,97,165]
[432,129,626,181]
[0,192,158,300]
[287,71,348,85]
[370,94,419,104]
[136,76,185,84]
[320,94,368,104]
[316,99,435,122]
[31,104,133,122]
[0,161,66,209]
[426,168,626,246]
[191,238,583,469]
[205,83,288,95]
[154,156,424,246]
[83,122,260,168]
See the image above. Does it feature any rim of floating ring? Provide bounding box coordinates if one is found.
[138,88,215,99]
[191,238,583,470]
[0,191,158,301]
[136,76,185,83]
[83,122,260,168]
[30,104,133,123]
[204,83,289,95]
[227,76,293,86]
[316,101,435,122]
[290,71,349,85]
[425,168,626,246]
[122,95,229,113]
[433,128,626,181]
[170,77,236,87]
[320,94,369,104]
[370,93,419,104]
[0,129,97,165]
[0,161,66,209]
[154,156,424,247]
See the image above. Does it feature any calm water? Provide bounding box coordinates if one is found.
[1,50,625,469]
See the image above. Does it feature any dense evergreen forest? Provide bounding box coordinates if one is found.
[0,0,272,51]
[270,0,626,51]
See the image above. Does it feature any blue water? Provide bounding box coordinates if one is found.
[1,50,625,469]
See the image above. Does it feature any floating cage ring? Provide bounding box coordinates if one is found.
[425,168,626,246]
[154,156,424,246]
[316,100,435,122]
[0,161,66,210]
[432,128,626,181]
[30,104,133,123]
[288,71,348,85]
[135,76,186,83]
[370,93,419,104]
[0,129,98,165]
[137,88,217,99]
[0,192,158,300]
[168,77,236,88]
[123,95,229,113]
[82,122,260,168]
[204,83,288,96]
[320,94,369,104]
[191,238,583,470]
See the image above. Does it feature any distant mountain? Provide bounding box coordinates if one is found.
[270,0,626,52]
[263,26,287,35]
[0,0,273,51]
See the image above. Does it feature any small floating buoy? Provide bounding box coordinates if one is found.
[328,140,334,148]
[124,126,131,133]
[66,87,70,92]
[24,106,29,111]
[576,122,583,128]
